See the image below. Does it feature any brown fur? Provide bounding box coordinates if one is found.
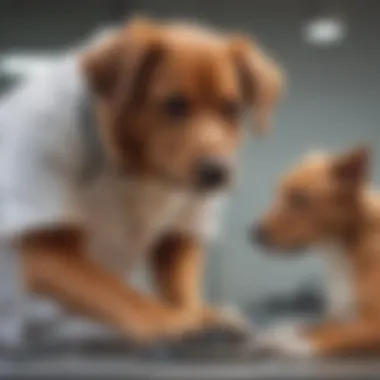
[81,17,283,183]
[256,146,380,356]
[21,17,283,343]
[22,230,200,341]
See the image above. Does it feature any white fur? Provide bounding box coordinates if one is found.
[217,305,252,331]
[322,247,356,321]
[79,173,226,275]
[256,322,315,357]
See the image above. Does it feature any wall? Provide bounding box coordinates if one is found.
[1,0,380,306]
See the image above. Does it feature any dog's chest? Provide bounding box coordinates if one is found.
[322,248,356,320]
[79,175,188,274]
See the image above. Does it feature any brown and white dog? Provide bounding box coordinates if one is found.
[252,146,380,357]
[17,18,283,344]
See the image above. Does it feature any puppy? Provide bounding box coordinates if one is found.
[0,17,283,347]
[252,146,380,357]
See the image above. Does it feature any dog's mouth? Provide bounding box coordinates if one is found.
[117,155,233,194]
[249,227,308,256]
[258,244,308,258]
[124,167,231,194]
[253,239,307,257]
[174,174,232,194]
[156,162,233,193]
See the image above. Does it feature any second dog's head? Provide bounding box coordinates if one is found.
[82,18,283,192]
[251,146,370,253]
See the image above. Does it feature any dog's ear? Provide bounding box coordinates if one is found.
[82,17,164,103]
[332,145,371,185]
[229,36,284,134]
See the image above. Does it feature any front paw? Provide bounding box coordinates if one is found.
[255,323,315,358]
[129,307,200,344]
[200,305,254,341]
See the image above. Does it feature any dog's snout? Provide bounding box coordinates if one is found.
[250,223,270,247]
[195,157,230,190]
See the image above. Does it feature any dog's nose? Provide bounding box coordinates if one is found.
[195,157,230,190]
[250,223,270,246]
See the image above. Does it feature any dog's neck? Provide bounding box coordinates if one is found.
[319,188,380,321]
[325,188,380,255]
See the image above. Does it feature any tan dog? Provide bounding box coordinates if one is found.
[252,146,380,357]
[0,17,283,346]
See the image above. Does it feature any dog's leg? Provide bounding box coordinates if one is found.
[151,233,249,333]
[304,320,380,356]
[151,233,203,310]
[21,229,199,343]
[257,319,380,357]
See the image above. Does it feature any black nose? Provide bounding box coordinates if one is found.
[195,157,230,190]
[250,224,269,246]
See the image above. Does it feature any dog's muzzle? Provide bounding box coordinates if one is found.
[250,223,270,247]
[194,157,231,191]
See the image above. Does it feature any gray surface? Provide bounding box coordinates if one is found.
[1,357,380,379]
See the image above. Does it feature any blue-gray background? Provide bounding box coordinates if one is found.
[1,0,379,309]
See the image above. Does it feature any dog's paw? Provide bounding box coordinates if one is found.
[200,305,254,341]
[255,323,315,358]
[129,308,200,345]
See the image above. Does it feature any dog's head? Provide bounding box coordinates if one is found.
[251,146,370,254]
[82,18,283,192]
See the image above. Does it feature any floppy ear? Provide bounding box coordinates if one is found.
[332,145,371,185]
[82,17,164,103]
[81,18,165,170]
[229,36,284,134]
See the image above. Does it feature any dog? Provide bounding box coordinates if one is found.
[251,146,380,357]
[0,17,283,347]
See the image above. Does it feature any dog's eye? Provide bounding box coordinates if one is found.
[221,100,241,120]
[162,95,190,119]
[287,191,310,210]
